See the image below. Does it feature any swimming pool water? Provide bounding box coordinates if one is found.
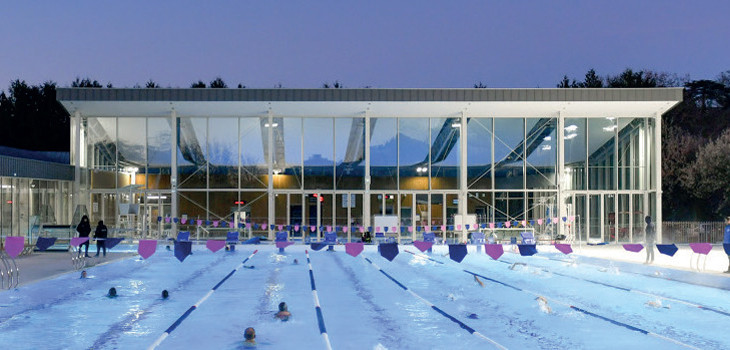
[1,244,728,349]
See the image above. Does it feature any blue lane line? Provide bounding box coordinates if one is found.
[569,306,648,334]
[363,255,506,349]
[305,250,333,350]
[148,249,259,350]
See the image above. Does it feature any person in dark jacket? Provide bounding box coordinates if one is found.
[724,216,730,273]
[94,220,108,257]
[76,215,92,257]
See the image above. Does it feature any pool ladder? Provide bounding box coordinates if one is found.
[0,251,19,289]
[69,246,87,270]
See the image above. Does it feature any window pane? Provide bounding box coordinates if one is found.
[147,118,171,190]
[431,117,459,189]
[178,117,207,189]
[303,118,334,189]
[240,117,267,189]
[87,117,116,189]
[335,118,364,190]
[467,118,492,189]
[399,118,429,190]
[588,118,616,190]
[494,118,524,189]
[276,118,302,189]
[209,118,238,188]
[564,118,586,190]
[525,118,557,189]
[370,118,397,190]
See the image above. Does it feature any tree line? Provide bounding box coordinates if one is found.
[1,71,729,220]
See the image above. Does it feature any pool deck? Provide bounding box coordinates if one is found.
[1,251,136,291]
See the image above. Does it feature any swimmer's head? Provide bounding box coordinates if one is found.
[81,270,87,278]
[244,327,256,341]
[293,259,299,264]
[162,290,169,299]
[279,302,288,312]
[108,287,117,297]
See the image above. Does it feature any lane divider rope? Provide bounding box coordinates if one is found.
[147,250,258,350]
[405,250,698,349]
[363,256,507,349]
[306,250,333,350]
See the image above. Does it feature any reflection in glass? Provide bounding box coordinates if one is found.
[303,118,333,189]
[335,118,364,190]
[209,118,238,188]
[467,118,492,189]
[399,118,429,190]
[276,118,302,189]
[588,118,616,190]
[564,118,586,190]
[147,118,171,189]
[178,118,207,188]
[240,118,267,189]
[370,118,397,189]
[494,118,524,189]
[431,117,459,189]
[525,118,557,189]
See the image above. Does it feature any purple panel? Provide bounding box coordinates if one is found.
[517,244,538,256]
[70,237,89,247]
[554,243,572,255]
[413,240,433,252]
[276,241,294,249]
[485,244,504,260]
[105,237,124,249]
[623,244,644,253]
[689,243,712,255]
[345,242,364,257]
[206,240,226,253]
[138,240,157,259]
[310,242,327,251]
[4,236,24,258]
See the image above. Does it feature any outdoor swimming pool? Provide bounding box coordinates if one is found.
[1,244,728,349]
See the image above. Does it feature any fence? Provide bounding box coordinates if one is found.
[662,221,725,244]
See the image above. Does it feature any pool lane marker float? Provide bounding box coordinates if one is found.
[497,257,730,319]
[147,249,259,350]
[305,250,334,350]
[406,250,699,349]
[362,256,507,350]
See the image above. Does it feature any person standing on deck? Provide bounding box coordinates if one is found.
[644,216,655,264]
[76,215,91,257]
[723,216,730,273]
[94,220,108,257]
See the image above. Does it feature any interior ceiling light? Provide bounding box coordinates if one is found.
[564,133,578,140]
[564,125,578,132]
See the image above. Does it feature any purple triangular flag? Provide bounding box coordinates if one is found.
[449,244,468,263]
[517,244,538,256]
[485,244,504,260]
[175,241,192,262]
[70,237,89,247]
[4,237,24,258]
[138,240,157,259]
[206,240,226,253]
[105,237,124,249]
[689,243,712,255]
[554,243,572,255]
[276,241,295,249]
[656,244,678,257]
[345,242,364,257]
[379,243,399,261]
[413,240,433,252]
[35,237,56,251]
[623,244,644,253]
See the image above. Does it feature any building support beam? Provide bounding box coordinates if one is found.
[267,108,274,241]
[556,111,565,242]
[73,110,81,212]
[170,109,178,236]
[363,110,371,229]
[458,110,467,243]
[655,112,662,243]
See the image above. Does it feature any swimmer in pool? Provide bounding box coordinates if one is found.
[646,299,671,309]
[473,275,484,287]
[509,262,527,270]
[275,302,292,321]
[243,327,256,347]
[80,270,87,279]
[161,290,169,299]
[107,287,118,298]
[293,259,299,265]
[536,296,552,314]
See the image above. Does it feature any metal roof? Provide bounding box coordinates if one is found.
[0,155,73,181]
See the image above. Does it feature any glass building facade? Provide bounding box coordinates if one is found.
[59,88,682,243]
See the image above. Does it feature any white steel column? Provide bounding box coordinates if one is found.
[363,111,371,229]
[458,111,468,243]
[170,109,178,236]
[73,111,81,210]
[654,112,662,243]
[267,108,274,240]
[556,111,565,240]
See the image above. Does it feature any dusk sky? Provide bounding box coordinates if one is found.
[2,1,729,89]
